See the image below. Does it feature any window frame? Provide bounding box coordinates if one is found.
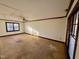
[6,22,20,32]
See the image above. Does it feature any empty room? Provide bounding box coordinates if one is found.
[0,0,79,59]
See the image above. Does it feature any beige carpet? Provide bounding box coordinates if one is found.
[0,34,67,59]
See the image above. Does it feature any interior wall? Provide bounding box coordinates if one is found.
[0,20,24,36]
[25,18,67,42]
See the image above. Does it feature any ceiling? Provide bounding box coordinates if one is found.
[0,0,71,20]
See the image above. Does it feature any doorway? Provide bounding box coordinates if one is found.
[66,10,79,59]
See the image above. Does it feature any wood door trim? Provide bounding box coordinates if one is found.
[66,9,79,59]
[66,0,74,17]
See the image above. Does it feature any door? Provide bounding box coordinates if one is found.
[67,10,79,59]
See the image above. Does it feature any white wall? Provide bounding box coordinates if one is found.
[0,19,24,36]
[25,18,67,42]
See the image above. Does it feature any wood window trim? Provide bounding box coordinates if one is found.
[6,22,20,32]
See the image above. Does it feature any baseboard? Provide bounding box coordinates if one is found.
[25,33,65,44]
[0,32,65,44]
[0,32,25,37]
[39,35,65,44]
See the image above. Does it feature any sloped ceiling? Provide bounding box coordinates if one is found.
[0,0,71,20]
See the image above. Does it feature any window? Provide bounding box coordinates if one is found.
[71,11,79,39]
[6,23,14,32]
[6,22,20,32]
[14,23,19,31]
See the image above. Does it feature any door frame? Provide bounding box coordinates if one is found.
[66,1,79,59]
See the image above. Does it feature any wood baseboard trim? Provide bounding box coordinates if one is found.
[0,32,65,44]
[0,32,25,37]
[25,33,65,44]
[39,35,65,44]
